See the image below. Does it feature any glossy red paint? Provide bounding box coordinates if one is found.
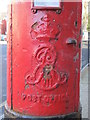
[7,1,82,117]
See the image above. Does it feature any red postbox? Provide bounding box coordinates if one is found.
[5,0,82,119]
[0,19,6,35]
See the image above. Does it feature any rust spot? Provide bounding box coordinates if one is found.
[74,20,78,27]
[79,42,81,48]
[52,96,54,101]
[76,68,78,73]
[31,22,38,30]
[32,9,37,14]
[56,84,59,88]
[80,28,82,35]
[55,32,60,40]
[74,53,79,62]
[43,65,53,80]
[49,31,60,43]
[56,9,62,14]
[60,72,68,84]
[22,93,26,100]
[33,83,35,86]
[41,15,50,22]
[55,38,58,41]
[25,84,29,90]
[53,19,55,22]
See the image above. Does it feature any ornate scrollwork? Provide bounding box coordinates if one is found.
[25,45,68,91]
[25,14,67,91]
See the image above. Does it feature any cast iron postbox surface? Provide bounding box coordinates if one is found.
[7,1,82,117]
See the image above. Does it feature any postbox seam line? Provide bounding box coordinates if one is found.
[10,3,13,110]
